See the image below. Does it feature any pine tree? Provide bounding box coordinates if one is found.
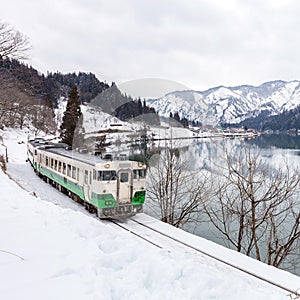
[60,85,83,146]
[137,98,143,114]
[173,112,180,122]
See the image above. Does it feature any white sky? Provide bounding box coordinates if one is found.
[1,0,300,92]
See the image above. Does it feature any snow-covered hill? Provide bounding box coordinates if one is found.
[1,129,299,299]
[54,97,195,146]
[146,80,300,125]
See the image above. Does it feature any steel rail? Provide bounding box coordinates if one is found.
[129,218,300,298]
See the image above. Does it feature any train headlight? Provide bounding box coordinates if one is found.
[138,162,143,167]
[105,163,110,169]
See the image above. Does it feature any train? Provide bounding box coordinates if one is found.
[27,138,146,218]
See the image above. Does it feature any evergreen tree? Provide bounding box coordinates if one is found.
[60,85,83,146]
[137,98,143,114]
[173,112,180,122]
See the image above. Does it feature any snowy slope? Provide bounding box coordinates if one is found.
[0,129,299,299]
[55,97,126,133]
[146,80,300,125]
[53,97,194,143]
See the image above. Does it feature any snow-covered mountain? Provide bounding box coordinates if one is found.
[146,80,300,125]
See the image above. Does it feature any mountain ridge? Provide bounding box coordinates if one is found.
[146,80,300,128]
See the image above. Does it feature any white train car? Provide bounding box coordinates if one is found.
[27,138,146,218]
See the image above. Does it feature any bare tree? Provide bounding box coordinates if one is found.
[0,21,31,60]
[31,104,56,135]
[147,141,211,227]
[0,73,32,128]
[0,72,56,131]
[203,142,300,271]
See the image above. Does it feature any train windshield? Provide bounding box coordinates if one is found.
[97,170,117,181]
[133,169,146,179]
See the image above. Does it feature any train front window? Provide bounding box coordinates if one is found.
[133,169,146,179]
[97,170,117,181]
[120,172,129,183]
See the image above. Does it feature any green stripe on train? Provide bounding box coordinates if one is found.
[91,193,116,209]
[38,166,116,209]
[90,192,145,208]
[39,166,84,199]
[36,166,145,209]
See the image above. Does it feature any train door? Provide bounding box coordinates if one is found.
[117,169,132,204]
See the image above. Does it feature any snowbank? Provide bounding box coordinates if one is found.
[0,170,290,300]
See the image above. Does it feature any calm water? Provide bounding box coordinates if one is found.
[143,133,300,275]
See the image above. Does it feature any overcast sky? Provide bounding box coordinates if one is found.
[2,0,300,94]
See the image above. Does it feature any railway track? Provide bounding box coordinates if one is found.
[111,216,300,299]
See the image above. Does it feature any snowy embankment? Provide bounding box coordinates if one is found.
[0,129,299,300]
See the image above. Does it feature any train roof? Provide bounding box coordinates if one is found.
[28,138,131,167]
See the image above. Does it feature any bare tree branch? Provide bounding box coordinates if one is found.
[203,141,300,270]
[147,141,212,227]
[0,21,31,60]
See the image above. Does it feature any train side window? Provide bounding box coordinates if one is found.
[72,166,76,179]
[63,163,66,175]
[84,170,88,184]
[46,157,49,166]
[93,169,96,180]
[77,168,80,181]
[54,160,57,170]
[58,161,62,173]
[51,158,54,169]
[67,164,71,177]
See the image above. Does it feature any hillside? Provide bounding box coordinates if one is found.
[0,57,110,107]
[0,58,160,132]
[235,104,300,131]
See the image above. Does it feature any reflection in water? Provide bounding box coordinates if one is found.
[140,134,300,276]
[250,133,300,150]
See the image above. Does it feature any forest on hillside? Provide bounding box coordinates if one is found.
[0,56,161,130]
[222,107,300,132]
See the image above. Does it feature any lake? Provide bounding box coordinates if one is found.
[143,133,300,275]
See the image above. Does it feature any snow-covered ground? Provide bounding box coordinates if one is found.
[1,129,299,299]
